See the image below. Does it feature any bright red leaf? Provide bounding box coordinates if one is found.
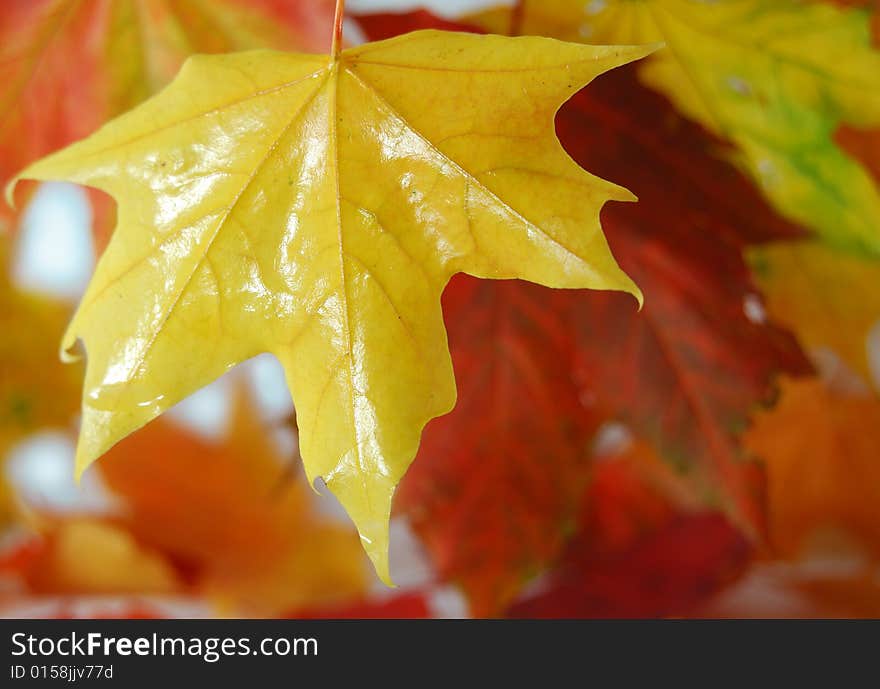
[398,277,599,616]
[507,446,752,618]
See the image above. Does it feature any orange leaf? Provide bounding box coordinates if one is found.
[12,519,180,595]
[698,563,880,618]
[836,124,880,187]
[745,377,880,559]
[99,389,367,615]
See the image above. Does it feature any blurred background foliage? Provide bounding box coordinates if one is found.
[1,0,880,618]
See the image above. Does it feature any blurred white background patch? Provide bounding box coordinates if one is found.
[6,431,116,513]
[13,182,94,301]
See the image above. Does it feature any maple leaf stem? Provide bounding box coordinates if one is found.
[510,0,526,37]
[331,0,345,58]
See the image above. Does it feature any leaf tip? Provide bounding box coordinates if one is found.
[608,42,665,67]
[612,261,643,311]
[73,461,88,486]
[320,470,397,586]
[4,176,20,212]
[60,331,84,363]
[73,427,101,486]
[362,532,395,587]
[632,283,645,312]
[4,158,51,211]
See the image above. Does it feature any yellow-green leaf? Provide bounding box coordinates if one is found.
[470,0,880,254]
[7,31,649,581]
[748,240,880,391]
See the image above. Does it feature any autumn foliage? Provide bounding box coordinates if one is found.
[1,1,879,619]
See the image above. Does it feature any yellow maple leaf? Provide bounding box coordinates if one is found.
[7,31,651,581]
[745,377,880,559]
[748,240,880,392]
[470,0,880,254]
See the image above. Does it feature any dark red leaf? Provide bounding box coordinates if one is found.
[558,67,811,534]
[353,9,479,39]
[507,451,752,618]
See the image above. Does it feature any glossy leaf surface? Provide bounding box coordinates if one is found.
[9,32,650,580]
